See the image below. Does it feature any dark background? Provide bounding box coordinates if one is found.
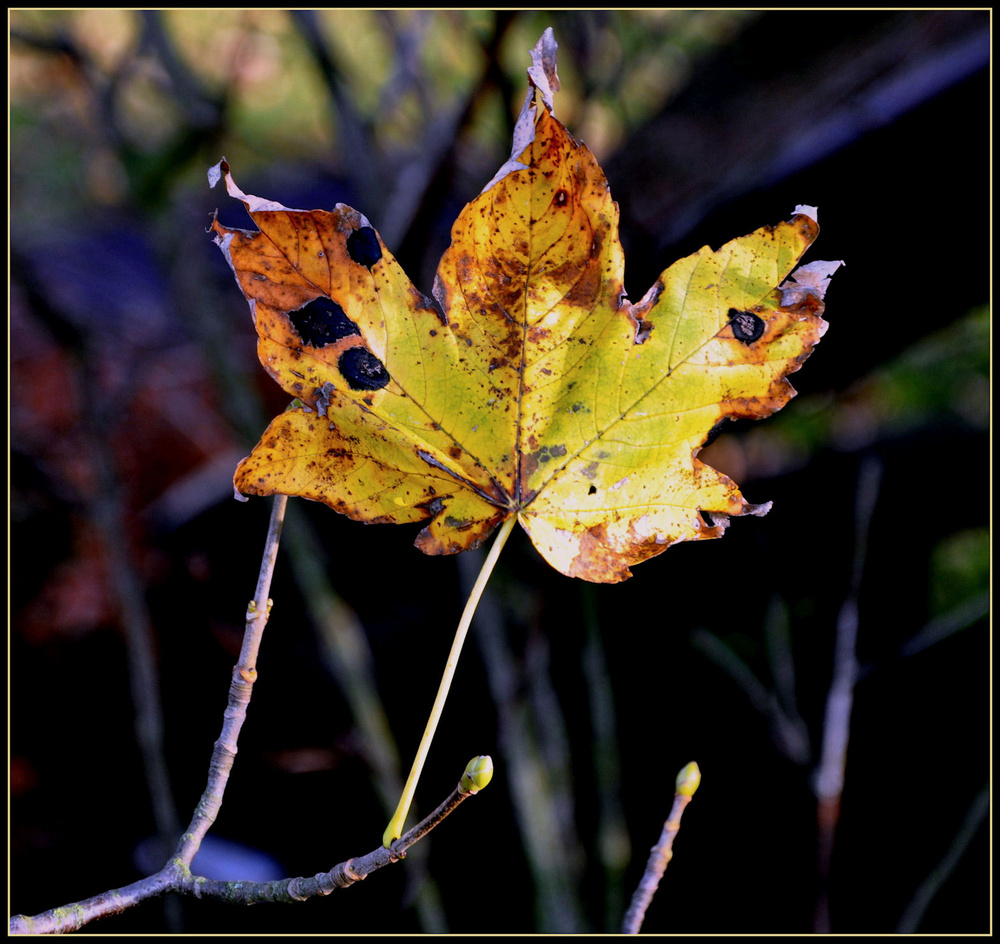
[10,10,990,934]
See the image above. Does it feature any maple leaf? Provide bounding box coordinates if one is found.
[210,29,838,583]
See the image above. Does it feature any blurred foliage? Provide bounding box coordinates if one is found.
[10,9,754,227]
[929,528,989,617]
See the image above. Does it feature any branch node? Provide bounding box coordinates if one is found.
[342,859,366,883]
[286,877,310,901]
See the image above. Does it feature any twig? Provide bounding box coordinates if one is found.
[763,595,810,762]
[8,494,286,933]
[621,762,701,934]
[896,784,990,933]
[855,591,988,683]
[8,493,498,934]
[690,625,810,767]
[192,758,492,903]
[174,492,288,867]
[812,456,881,933]
[896,592,988,664]
[8,757,492,934]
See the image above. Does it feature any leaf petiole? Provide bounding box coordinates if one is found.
[383,514,517,848]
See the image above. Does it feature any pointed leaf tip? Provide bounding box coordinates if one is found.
[528,28,560,107]
[481,29,562,193]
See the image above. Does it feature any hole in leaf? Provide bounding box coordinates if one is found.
[728,308,765,344]
[346,226,383,269]
[290,297,360,347]
[698,510,715,528]
[703,418,728,448]
[338,347,390,391]
[588,485,597,495]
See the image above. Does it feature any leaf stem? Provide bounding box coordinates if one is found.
[383,514,517,847]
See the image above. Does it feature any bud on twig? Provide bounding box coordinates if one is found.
[460,755,494,794]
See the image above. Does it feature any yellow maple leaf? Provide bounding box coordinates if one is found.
[210,29,839,583]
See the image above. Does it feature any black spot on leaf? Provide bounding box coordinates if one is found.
[588,485,597,495]
[728,308,765,344]
[339,347,390,391]
[346,226,383,269]
[290,297,360,347]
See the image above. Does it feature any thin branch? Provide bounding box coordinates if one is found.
[812,456,881,933]
[690,625,810,767]
[9,494,497,934]
[174,492,288,868]
[621,762,701,934]
[690,626,774,713]
[896,785,990,933]
[856,590,989,682]
[9,493,288,932]
[763,595,808,755]
[192,767,489,904]
[9,870,180,936]
[8,761,489,934]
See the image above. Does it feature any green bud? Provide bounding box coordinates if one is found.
[675,761,701,797]
[460,755,494,793]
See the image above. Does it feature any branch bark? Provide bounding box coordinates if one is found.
[8,493,491,934]
[9,767,487,934]
[621,762,701,934]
